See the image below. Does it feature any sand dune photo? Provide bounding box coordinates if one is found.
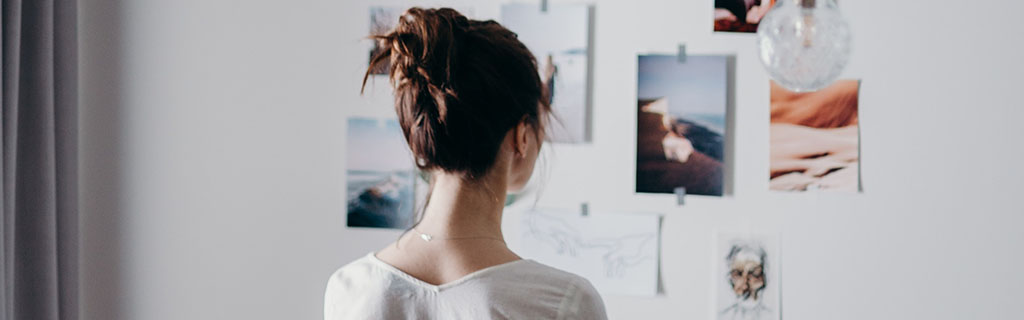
[769,80,860,192]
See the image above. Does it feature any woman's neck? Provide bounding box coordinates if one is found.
[415,172,507,239]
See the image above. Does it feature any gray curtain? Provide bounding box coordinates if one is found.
[0,0,78,320]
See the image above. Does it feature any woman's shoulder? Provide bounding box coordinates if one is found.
[325,253,380,296]
[325,252,418,305]
[326,253,377,281]
[501,260,589,285]
[324,253,414,319]
[495,261,607,319]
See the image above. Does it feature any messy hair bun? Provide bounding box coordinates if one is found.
[362,7,549,179]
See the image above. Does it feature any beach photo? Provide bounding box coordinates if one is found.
[501,3,591,143]
[769,80,860,192]
[714,0,776,33]
[636,55,727,196]
[346,117,416,229]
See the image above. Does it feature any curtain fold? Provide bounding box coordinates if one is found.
[0,0,78,319]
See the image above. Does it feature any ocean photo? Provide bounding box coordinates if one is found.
[346,117,417,229]
[636,55,728,196]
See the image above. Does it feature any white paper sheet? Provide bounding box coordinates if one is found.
[713,231,781,320]
[504,207,661,296]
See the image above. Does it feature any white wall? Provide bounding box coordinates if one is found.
[80,0,1024,319]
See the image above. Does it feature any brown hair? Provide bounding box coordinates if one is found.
[363,7,550,179]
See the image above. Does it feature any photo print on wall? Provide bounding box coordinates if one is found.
[714,231,780,320]
[769,79,860,192]
[369,6,475,75]
[714,0,776,33]
[346,117,417,229]
[501,3,592,143]
[636,55,727,196]
[368,6,403,75]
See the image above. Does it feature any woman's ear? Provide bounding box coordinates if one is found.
[514,121,528,158]
[513,119,531,158]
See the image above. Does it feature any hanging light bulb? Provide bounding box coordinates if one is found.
[757,0,852,92]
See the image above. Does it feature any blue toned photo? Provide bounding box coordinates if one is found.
[346,117,416,229]
[501,3,591,143]
[636,55,728,196]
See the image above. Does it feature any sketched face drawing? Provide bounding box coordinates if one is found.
[726,244,767,301]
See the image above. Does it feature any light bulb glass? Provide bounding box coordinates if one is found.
[757,0,851,92]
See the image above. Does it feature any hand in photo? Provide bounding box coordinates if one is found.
[746,5,770,24]
[715,8,738,21]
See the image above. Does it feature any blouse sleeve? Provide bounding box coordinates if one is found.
[323,272,342,320]
[556,277,608,320]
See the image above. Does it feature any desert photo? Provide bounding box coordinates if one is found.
[769,80,860,192]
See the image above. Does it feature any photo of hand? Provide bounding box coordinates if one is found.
[714,0,776,33]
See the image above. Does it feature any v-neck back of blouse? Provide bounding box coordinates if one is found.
[324,252,608,320]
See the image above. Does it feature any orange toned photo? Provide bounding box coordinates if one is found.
[769,80,860,192]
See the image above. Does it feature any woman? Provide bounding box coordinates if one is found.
[324,8,607,320]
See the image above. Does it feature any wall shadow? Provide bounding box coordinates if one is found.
[584,4,596,143]
[723,55,737,196]
[79,0,126,319]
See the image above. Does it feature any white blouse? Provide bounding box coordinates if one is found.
[324,253,608,320]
